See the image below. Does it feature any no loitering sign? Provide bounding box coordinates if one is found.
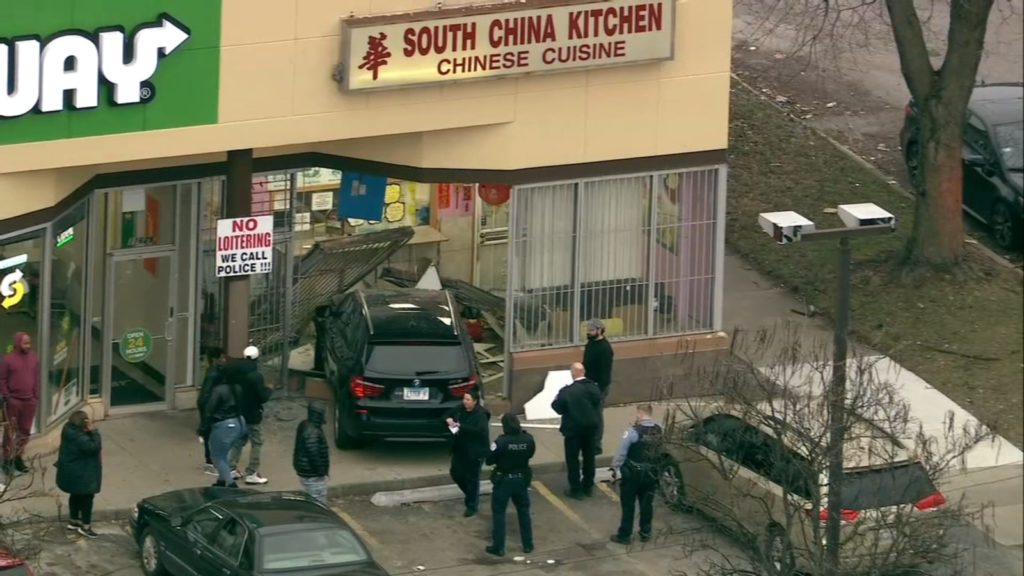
[216,216,274,277]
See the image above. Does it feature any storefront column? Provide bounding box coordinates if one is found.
[224,149,253,357]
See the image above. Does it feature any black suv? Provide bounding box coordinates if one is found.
[313,288,480,449]
[900,83,1023,250]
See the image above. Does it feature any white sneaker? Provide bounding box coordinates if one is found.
[244,473,269,485]
[231,470,242,480]
[203,464,217,476]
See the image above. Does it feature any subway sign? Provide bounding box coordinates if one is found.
[0,14,190,118]
[0,1,222,146]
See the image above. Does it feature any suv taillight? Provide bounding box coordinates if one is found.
[904,103,913,117]
[448,376,478,398]
[350,376,386,399]
[812,507,860,524]
[914,491,947,511]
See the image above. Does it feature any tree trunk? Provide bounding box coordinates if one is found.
[886,0,993,267]
[906,102,967,266]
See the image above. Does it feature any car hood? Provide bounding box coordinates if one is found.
[142,487,259,517]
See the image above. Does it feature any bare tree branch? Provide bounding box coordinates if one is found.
[884,0,936,100]
[939,0,996,95]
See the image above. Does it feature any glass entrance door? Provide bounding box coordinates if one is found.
[104,251,176,410]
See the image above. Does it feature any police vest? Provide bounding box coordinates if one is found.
[495,433,534,474]
[625,423,664,467]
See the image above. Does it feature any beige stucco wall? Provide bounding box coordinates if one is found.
[0,0,731,221]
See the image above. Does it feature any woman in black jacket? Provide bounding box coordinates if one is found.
[56,410,102,539]
[445,388,490,517]
[293,401,330,504]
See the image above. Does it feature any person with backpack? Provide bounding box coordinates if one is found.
[293,401,330,505]
[609,404,664,545]
[200,367,247,488]
[227,346,272,485]
[196,347,226,475]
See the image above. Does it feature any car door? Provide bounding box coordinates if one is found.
[679,414,746,522]
[712,421,782,536]
[205,516,252,576]
[963,114,1001,220]
[163,507,226,576]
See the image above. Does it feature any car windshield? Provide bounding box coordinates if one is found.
[993,121,1023,170]
[838,462,937,510]
[260,526,369,571]
[365,342,468,377]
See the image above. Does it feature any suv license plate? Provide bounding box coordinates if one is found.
[403,387,430,401]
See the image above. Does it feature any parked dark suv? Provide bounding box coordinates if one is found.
[313,288,480,449]
[900,83,1023,250]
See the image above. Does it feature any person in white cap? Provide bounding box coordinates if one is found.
[226,345,272,485]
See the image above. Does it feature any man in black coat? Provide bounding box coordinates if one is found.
[293,401,331,505]
[551,362,602,499]
[583,318,614,455]
[227,346,272,485]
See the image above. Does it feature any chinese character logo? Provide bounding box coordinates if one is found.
[359,32,392,81]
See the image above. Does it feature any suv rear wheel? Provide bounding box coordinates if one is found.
[990,201,1021,250]
[333,400,366,450]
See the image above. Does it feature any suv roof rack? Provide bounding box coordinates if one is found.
[358,291,374,335]
[445,289,460,336]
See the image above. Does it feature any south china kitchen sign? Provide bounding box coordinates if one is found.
[339,0,674,91]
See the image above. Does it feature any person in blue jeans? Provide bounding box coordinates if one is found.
[200,374,247,487]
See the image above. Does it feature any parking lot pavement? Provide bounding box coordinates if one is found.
[28,470,1024,576]
[30,471,740,576]
[329,471,740,575]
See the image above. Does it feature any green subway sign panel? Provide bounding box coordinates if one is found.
[0,0,221,146]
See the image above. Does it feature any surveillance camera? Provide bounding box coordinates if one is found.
[837,203,896,229]
[758,211,816,244]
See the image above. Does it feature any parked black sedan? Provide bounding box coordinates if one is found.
[130,487,387,576]
[900,82,1023,250]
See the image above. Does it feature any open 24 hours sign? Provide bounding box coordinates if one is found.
[338,0,675,92]
[216,216,274,277]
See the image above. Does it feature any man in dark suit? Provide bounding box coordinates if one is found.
[551,362,602,499]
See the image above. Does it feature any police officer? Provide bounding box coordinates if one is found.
[609,404,663,545]
[485,413,535,557]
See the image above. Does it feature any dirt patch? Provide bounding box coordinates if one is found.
[732,43,1024,268]
[726,85,1024,448]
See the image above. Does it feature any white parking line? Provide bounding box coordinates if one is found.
[332,505,383,550]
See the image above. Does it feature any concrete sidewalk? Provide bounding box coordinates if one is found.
[6,399,644,523]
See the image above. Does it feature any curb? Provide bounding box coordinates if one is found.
[22,456,615,525]
[730,73,1023,277]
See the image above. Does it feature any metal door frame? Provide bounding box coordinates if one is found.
[102,246,178,415]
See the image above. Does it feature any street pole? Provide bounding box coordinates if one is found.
[824,235,852,573]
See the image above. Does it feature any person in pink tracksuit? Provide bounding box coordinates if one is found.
[1,332,40,475]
